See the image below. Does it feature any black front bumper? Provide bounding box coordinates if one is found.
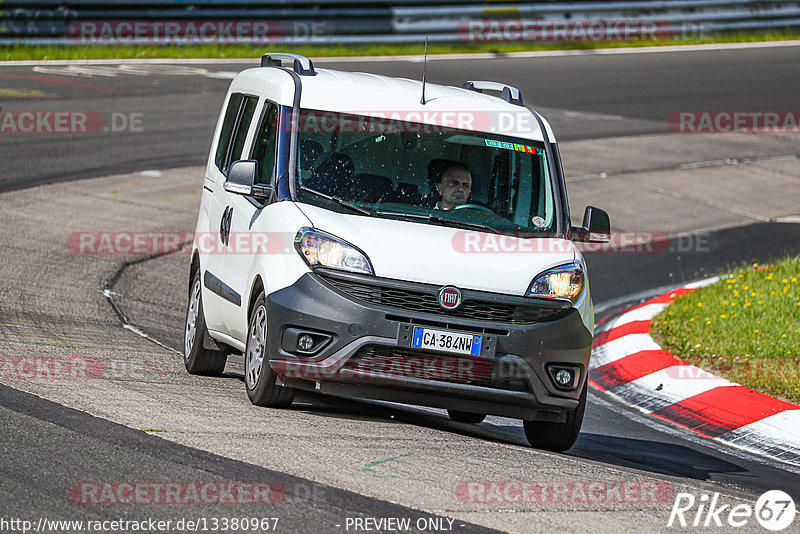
[266,269,593,421]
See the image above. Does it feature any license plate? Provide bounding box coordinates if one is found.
[411,327,482,356]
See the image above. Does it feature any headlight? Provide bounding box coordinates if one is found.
[527,263,584,303]
[294,227,374,275]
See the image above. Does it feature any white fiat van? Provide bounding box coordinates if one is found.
[184,53,610,452]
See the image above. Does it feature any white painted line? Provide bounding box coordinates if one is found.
[595,301,666,335]
[589,390,800,473]
[593,282,687,316]
[2,40,800,67]
[722,411,800,463]
[682,276,720,289]
[577,154,800,184]
[566,172,608,183]
[732,410,800,441]
[614,302,668,326]
[561,110,624,121]
[631,367,734,405]
[590,333,661,368]
[610,370,735,414]
[592,275,800,467]
[122,324,181,355]
[594,316,620,334]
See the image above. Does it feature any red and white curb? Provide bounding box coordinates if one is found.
[590,277,800,466]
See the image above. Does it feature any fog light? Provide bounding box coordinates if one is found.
[297,335,314,352]
[554,369,573,387]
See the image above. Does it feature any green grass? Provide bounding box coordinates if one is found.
[651,257,800,404]
[2,31,799,61]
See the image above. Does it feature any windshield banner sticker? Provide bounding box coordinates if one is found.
[485,139,542,154]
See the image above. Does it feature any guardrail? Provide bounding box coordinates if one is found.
[1,0,798,46]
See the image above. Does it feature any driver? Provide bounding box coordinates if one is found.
[435,163,472,210]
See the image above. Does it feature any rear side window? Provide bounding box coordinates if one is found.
[214,93,258,175]
[250,102,280,185]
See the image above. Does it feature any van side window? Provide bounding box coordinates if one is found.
[250,102,280,185]
[214,93,243,173]
[228,96,259,170]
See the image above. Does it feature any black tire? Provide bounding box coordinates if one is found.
[244,291,294,407]
[447,410,486,424]
[523,378,587,452]
[184,270,227,376]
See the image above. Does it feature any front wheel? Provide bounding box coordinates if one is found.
[184,270,227,376]
[523,379,586,452]
[244,291,294,407]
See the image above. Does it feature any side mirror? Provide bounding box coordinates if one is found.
[224,160,273,199]
[572,206,610,243]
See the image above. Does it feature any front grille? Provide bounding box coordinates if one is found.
[319,272,567,324]
[341,345,529,392]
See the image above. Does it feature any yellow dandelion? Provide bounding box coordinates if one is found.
[720,314,727,319]
[697,302,704,308]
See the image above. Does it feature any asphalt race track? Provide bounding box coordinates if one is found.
[1,44,799,533]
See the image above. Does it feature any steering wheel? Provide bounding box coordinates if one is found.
[453,203,495,214]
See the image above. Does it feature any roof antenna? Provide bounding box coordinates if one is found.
[420,37,428,105]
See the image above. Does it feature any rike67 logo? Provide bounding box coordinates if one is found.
[668,490,796,531]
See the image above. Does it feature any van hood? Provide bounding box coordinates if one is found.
[294,203,577,297]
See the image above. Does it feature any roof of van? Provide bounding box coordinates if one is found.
[231,66,555,143]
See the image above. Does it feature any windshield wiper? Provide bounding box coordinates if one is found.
[298,185,371,216]
[371,208,501,235]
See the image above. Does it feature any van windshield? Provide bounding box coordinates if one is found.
[294,109,556,234]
